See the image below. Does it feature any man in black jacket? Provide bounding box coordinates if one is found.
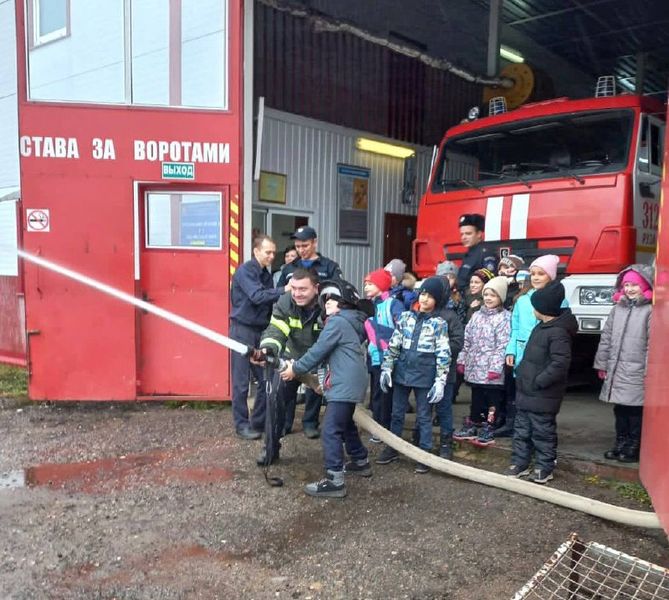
[509,281,578,484]
[230,235,291,440]
[455,214,497,293]
[276,226,343,286]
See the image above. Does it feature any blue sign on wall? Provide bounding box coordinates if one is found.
[179,200,221,248]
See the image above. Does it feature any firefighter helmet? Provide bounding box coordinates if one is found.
[319,279,361,310]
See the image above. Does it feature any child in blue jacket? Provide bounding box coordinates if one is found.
[282,279,371,498]
[503,255,564,436]
[375,277,451,473]
[363,268,404,440]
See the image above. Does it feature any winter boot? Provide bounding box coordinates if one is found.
[604,436,627,460]
[494,403,515,438]
[304,470,346,498]
[438,434,453,459]
[475,421,495,446]
[453,417,478,441]
[618,441,640,463]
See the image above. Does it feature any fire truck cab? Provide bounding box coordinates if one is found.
[414,92,665,333]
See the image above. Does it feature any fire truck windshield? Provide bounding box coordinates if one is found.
[432,109,634,192]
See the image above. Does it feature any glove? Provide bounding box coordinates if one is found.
[597,370,607,380]
[487,371,501,381]
[379,369,393,394]
[427,380,445,404]
[456,364,465,375]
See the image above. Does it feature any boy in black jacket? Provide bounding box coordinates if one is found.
[509,281,577,484]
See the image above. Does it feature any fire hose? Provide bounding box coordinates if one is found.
[16,249,662,529]
[352,409,661,530]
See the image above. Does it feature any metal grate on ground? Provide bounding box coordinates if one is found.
[513,533,669,600]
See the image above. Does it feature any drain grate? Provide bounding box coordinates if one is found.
[514,533,669,599]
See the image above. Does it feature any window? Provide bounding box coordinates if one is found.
[32,0,68,46]
[638,116,665,175]
[146,192,222,250]
[650,123,663,169]
[431,110,634,194]
[27,0,229,109]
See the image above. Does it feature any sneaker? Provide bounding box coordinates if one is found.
[506,464,531,478]
[530,468,554,484]
[304,473,346,498]
[369,436,382,444]
[414,462,429,474]
[375,446,399,465]
[304,427,320,439]
[475,422,495,446]
[453,417,478,441]
[344,459,372,477]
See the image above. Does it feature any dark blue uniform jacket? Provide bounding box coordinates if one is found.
[230,258,284,329]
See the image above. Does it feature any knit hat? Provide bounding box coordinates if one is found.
[472,267,495,284]
[531,281,565,317]
[384,258,406,282]
[530,254,560,281]
[620,269,653,301]
[483,276,509,304]
[435,260,459,277]
[365,268,392,293]
[498,254,525,271]
[418,276,448,308]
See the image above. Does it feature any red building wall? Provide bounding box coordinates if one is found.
[15,1,244,400]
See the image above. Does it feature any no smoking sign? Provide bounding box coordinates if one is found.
[26,209,50,232]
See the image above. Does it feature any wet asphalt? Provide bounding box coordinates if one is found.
[0,401,667,599]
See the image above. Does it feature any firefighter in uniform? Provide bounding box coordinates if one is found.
[258,267,323,464]
[455,213,498,294]
[229,235,290,440]
[276,226,343,286]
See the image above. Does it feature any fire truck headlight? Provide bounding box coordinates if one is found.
[579,286,614,305]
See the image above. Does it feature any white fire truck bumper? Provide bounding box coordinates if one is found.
[561,274,617,334]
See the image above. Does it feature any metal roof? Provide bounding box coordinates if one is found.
[474,0,669,96]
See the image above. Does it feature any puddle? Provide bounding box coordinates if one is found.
[0,452,234,493]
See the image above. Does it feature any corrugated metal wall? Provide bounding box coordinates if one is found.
[254,3,481,145]
[258,108,432,290]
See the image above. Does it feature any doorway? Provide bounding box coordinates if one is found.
[384,213,417,273]
[252,208,309,272]
[137,186,231,397]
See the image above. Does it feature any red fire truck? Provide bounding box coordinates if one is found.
[414,92,665,335]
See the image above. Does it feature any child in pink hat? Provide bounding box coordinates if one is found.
[499,255,564,438]
[594,264,653,463]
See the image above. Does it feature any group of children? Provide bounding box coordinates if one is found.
[280,250,653,497]
[362,252,653,486]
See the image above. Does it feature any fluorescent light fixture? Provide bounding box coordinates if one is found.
[356,137,415,159]
[500,45,524,63]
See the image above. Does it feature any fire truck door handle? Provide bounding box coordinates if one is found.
[27,329,41,336]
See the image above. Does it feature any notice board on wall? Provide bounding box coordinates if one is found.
[337,164,370,244]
